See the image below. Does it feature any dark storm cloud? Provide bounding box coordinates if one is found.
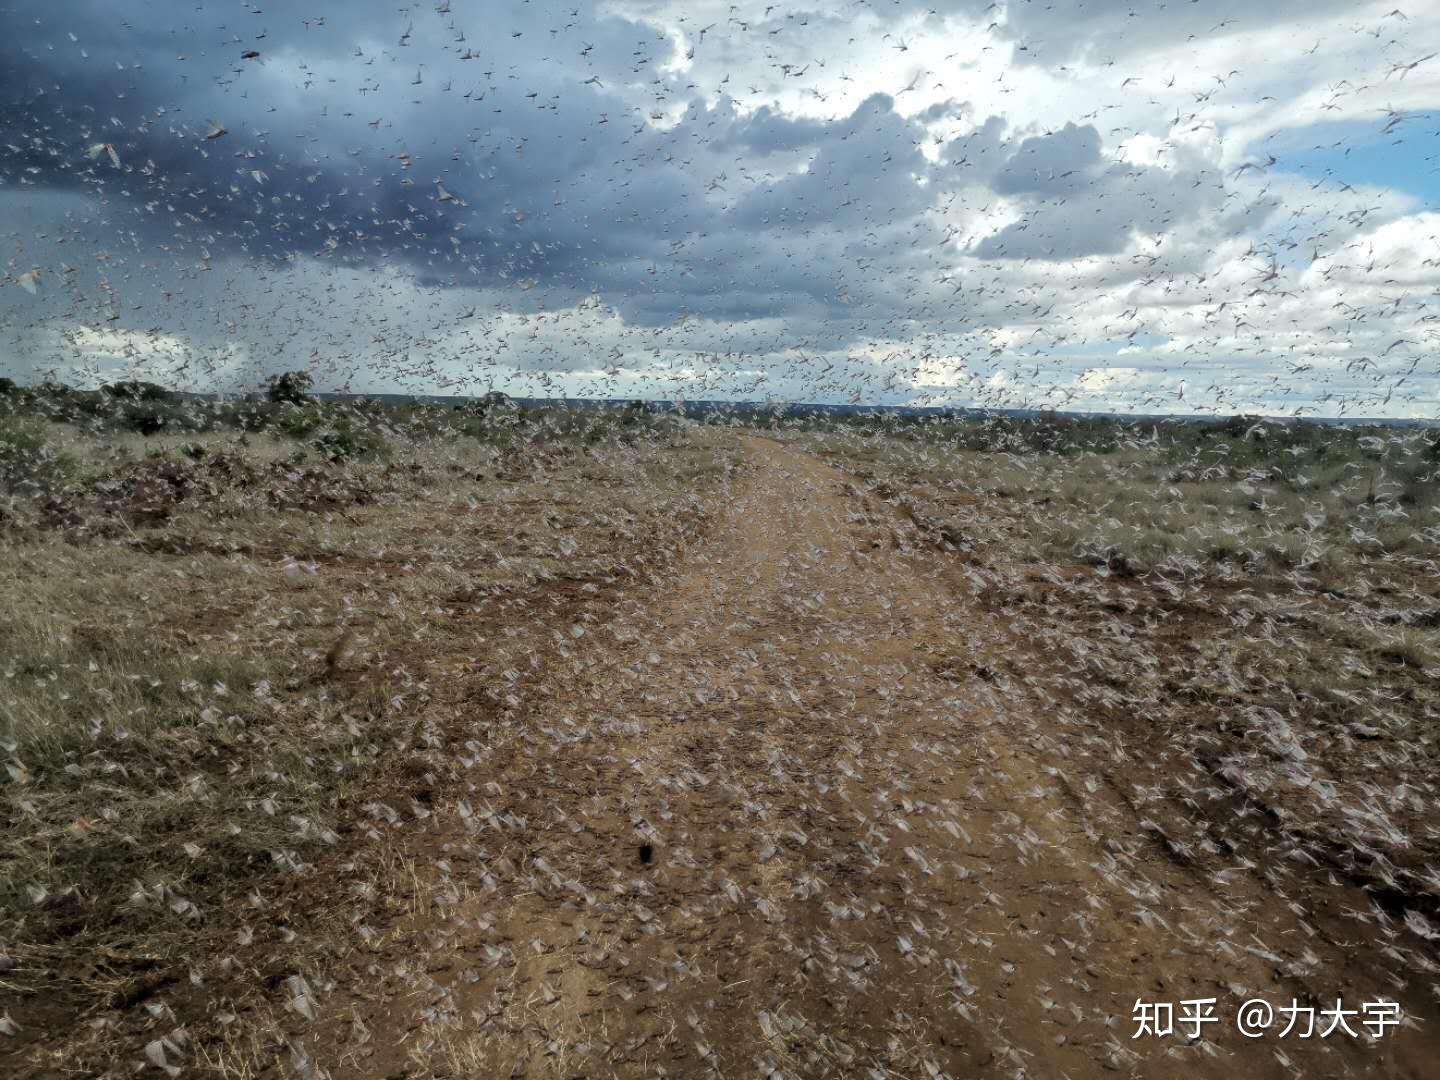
[0,0,1228,339]
[732,94,931,230]
[969,122,1255,260]
[992,123,1100,197]
[934,115,1010,185]
[1,0,982,342]
[0,1,697,287]
[705,101,829,155]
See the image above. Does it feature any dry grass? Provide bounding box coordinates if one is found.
[0,421,738,1026]
[45,425,301,473]
[797,424,1440,949]
[796,427,1440,577]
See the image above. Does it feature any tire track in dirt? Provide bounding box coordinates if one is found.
[283,435,1435,1079]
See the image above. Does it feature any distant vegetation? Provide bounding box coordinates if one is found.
[793,410,1439,582]
[3,377,1433,511]
[0,376,708,552]
[769,409,1439,543]
[0,375,692,484]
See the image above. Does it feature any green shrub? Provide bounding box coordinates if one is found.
[0,418,74,496]
[311,414,390,461]
[102,380,170,402]
[266,370,315,405]
[455,391,513,420]
[122,405,170,436]
[276,405,325,439]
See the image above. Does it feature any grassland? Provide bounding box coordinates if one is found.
[1,387,736,1037]
[789,415,1440,932]
[2,384,1438,1078]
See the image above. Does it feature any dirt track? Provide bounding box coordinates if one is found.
[176,437,1440,1076]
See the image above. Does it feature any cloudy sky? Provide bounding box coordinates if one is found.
[1,0,1437,415]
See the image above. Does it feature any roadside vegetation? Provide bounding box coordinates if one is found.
[792,412,1440,954]
[784,409,1439,577]
[0,377,730,1046]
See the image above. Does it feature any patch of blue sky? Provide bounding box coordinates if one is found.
[1262,111,1440,207]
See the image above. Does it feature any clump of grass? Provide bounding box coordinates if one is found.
[1365,625,1438,672]
[0,546,358,944]
[311,412,393,462]
[0,417,75,498]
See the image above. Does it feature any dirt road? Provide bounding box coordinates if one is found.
[210,437,1439,1077]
